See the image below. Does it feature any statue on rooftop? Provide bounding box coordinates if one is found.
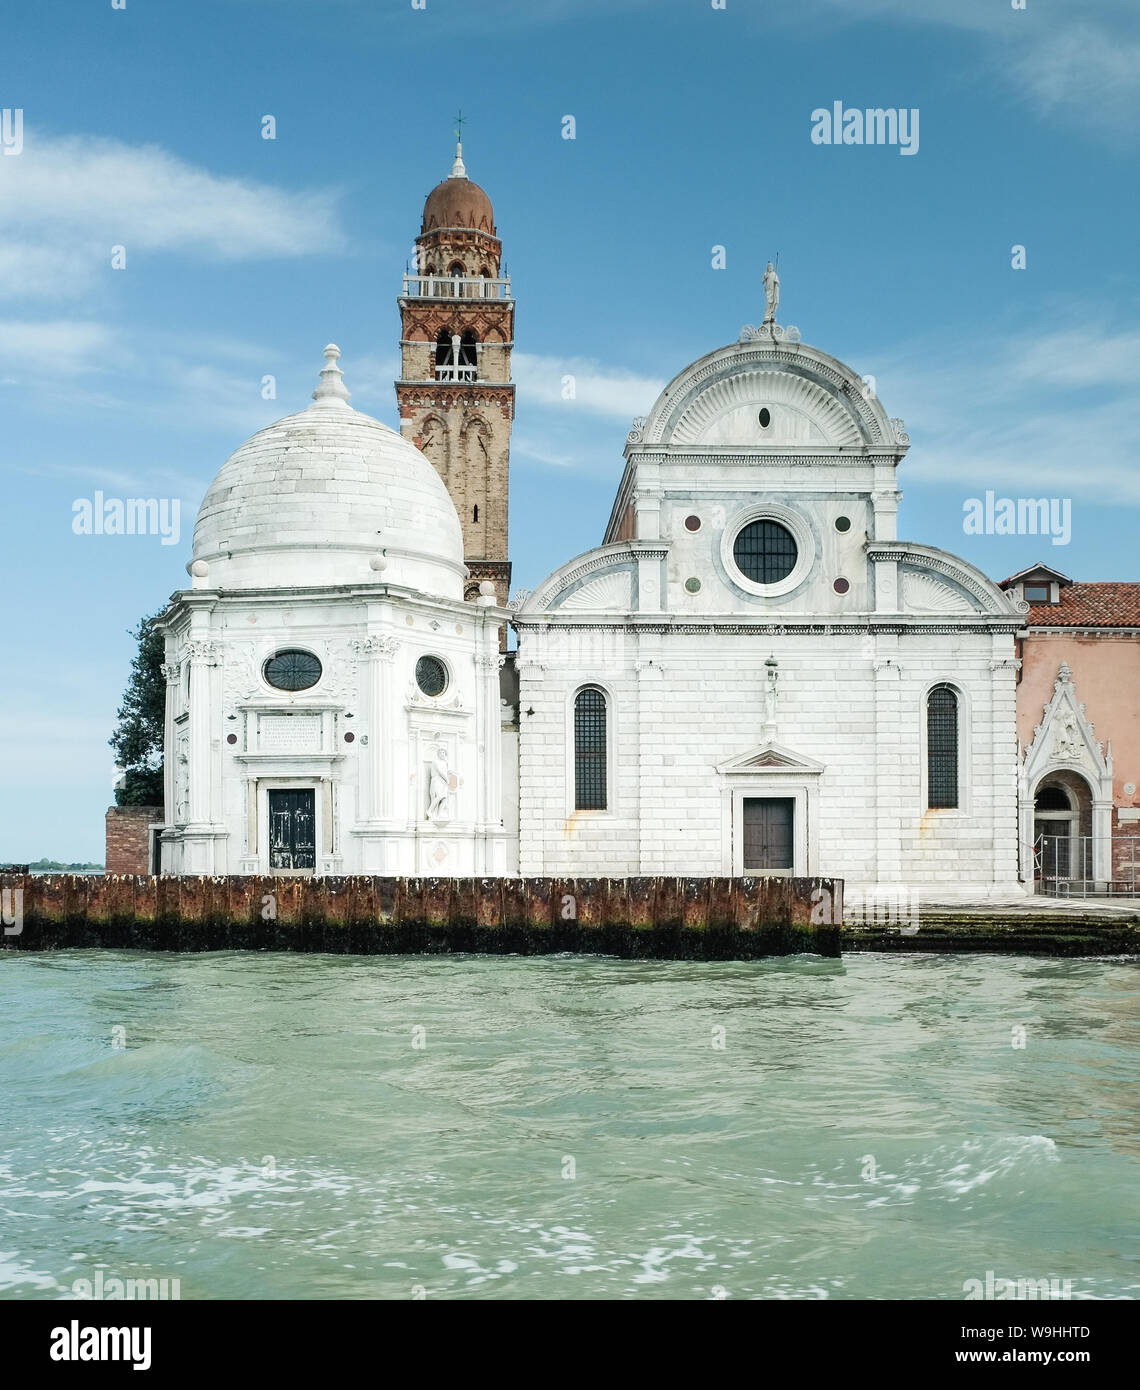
[762,260,780,324]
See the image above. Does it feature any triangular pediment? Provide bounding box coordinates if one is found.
[716,741,825,775]
[1022,662,1112,790]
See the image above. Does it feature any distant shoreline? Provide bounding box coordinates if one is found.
[3,864,104,876]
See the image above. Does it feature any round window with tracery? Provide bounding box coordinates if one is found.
[264,650,322,691]
[415,655,448,697]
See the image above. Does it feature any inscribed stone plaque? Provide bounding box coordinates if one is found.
[260,714,322,751]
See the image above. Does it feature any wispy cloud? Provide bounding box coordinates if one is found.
[1009,22,1140,138]
[812,0,1140,142]
[0,131,346,302]
[0,315,324,438]
[514,351,664,422]
[870,311,1140,503]
[510,433,577,470]
[339,352,402,413]
[0,319,116,375]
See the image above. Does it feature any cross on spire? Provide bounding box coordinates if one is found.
[450,110,468,177]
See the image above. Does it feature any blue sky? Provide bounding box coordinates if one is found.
[2,0,1138,860]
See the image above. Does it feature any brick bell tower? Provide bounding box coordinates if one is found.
[396,138,513,606]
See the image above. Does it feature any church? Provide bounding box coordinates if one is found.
[151,143,1033,899]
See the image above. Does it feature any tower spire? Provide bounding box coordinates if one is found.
[398,139,513,616]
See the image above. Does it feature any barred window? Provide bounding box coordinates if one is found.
[574,687,608,811]
[927,684,959,809]
[733,519,798,585]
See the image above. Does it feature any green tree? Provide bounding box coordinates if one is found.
[109,612,166,807]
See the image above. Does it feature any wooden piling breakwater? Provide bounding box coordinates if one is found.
[0,873,842,959]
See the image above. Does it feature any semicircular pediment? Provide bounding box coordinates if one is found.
[553,569,632,612]
[869,542,1025,617]
[900,569,980,614]
[670,368,865,448]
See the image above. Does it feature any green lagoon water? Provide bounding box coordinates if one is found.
[1,950,1137,1300]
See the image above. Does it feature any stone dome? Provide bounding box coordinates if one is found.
[192,345,466,597]
[421,144,495,235]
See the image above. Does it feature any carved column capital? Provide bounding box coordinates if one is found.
[184,640,219,665]
[352,634,399,662]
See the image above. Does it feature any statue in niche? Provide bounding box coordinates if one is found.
[427,745,453,823]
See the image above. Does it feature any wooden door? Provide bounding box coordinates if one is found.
[268,789,316,871]
[742,797,794,873]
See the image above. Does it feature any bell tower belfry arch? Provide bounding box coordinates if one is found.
[396,138,514,605]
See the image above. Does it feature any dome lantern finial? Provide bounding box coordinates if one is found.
[311,342,351,409]
[450,109,467,178]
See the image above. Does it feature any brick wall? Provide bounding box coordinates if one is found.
[0,872,842,959]
[105,806,163,875]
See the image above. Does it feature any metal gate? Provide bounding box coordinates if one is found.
[1035,834,1140,897]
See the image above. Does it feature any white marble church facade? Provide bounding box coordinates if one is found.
[512,327,1027,896]
[156,151,1029,897]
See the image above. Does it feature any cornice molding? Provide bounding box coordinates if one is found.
[623,448,902,467]
[513,617,1024,636]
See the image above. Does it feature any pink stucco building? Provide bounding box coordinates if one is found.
[1001,565,1140,893]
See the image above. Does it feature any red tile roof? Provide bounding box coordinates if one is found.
[999,565,1070,587]
[1024,583,1140,628]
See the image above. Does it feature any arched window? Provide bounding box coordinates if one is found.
[435,328,453,370]
[418,414,449,484]
[927,684,959,809]
[436,329,477,380]
[574,687,608,811]
[1035,784,1071,812]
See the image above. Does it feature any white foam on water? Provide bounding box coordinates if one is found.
[0,1250,64,1295]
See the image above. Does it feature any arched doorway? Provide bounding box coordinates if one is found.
[1033,772,1092,886]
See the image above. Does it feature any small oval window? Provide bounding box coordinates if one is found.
[758,408,771,428]
[264,650,323,691]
